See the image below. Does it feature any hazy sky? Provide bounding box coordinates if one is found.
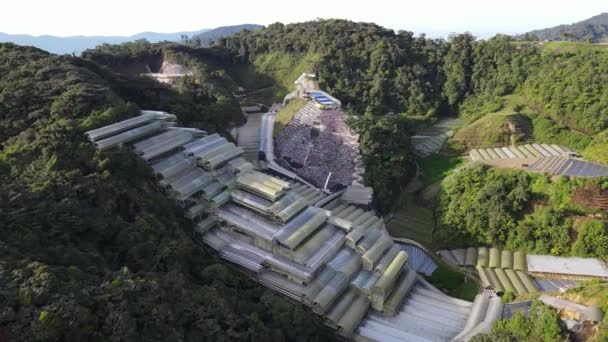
[3,0,606,38]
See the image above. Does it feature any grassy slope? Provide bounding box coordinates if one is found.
[387,154,464,246]
[583,130,608,165]
[451,95,532,149]
[531,115,593,151]
[513,41,608,53]
[426,264,478,301]
[229,52,321,105]
[452,94,597,153]
[418,154,464,187]
[387,193,435,246]
[273,98,307,136]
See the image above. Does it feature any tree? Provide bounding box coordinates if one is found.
[440,165,531,245]
[442,32,476,111]
[475,301,562,341]
[572,220,608,258]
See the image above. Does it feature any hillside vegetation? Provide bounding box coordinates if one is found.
[228,51,321,104]
[82,40,245,129]
[221,20,447,210]
[220,22,608,211]
[190,24,263,47]
[518,13,608,43]
[3,18,608,340]
[437,164,608,257]
[81,22,608,212]
[0,43,332,341]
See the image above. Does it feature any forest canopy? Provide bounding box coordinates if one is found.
[2,18,608,340]
[79,21,608,211]
[0,43,331,341]
[219,20,608,210]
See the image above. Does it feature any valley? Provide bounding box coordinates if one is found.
[2,14,608,342]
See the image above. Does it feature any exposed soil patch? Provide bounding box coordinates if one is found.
[574,184,608,212]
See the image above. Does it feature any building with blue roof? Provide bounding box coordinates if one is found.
[307,91,341,109]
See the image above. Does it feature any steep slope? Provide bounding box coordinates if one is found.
[518,13,608,42]
[221,20,444,210]
[0,43,331,341]
[82,40,245,130]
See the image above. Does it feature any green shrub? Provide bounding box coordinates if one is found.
[532,115,592,151]
[572,220,608,258]
[459,94,504,123]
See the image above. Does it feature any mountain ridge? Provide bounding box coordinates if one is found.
[192,24,263,46]
[0,24,263,55]
[518,12,608,42]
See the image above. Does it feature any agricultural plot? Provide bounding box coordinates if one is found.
[387,195,435,247]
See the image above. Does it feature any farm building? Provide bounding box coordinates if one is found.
[469,143,608,177]
[439,247,538,296]
[308,91,341,109]
[86,111,504,341]
[527,255,608,280]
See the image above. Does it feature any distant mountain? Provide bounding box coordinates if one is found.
[518,13,608,42]
[192,24,263,46]
[0,29,210,55]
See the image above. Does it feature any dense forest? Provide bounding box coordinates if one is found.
[438,164,608,257]
[78,21,608,211]
[219,20,608,210]
[0,43,332,341]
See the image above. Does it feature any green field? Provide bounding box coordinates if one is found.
[425,264,479,301]
[386,193,435,246]
[228,51,321,105]
[418,154,464,186]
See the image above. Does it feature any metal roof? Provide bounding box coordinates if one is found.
[341,185,373,205]
[538,295,603,322]
[527,254,608,278]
